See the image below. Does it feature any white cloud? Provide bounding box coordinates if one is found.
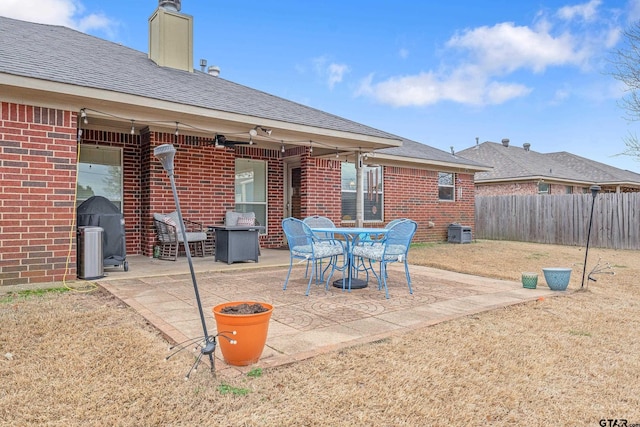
[446,22,589,73]
[0,0,117,36]
[312,56,350,89]
[356,68,531,107]
[557,0,602,22]
[356,1,618,107]
[327,63,349,89]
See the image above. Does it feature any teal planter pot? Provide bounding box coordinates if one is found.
[521,272,538,289]
[542,268,572,291]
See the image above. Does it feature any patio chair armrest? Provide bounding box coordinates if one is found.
[183,218,203,232]
[154,218,178,242]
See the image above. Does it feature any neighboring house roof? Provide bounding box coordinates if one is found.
[546,152,640,186]
[375,137,490,170]
[457,141,640,188]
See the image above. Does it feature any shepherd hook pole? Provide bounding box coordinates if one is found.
[154,144,216,373]
[581,185,601,289]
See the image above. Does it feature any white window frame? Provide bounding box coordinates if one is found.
[234,158,268,233]
[538,182,550,194]
[77,144,123,211]
[438,172,455,201]
[341,163,384,222]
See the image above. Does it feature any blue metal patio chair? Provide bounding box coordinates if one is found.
[351,219,417,298]
[282,217,346,296]
[351,218,409,283]
[302,215,341,280]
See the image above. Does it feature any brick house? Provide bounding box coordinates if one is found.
[458,140,640,196]
[0,3,488,287]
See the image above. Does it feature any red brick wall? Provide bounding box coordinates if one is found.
[0,100,479,286]
[383,167,476,242]
[0,102,77,286]
[146,131,236,255]
[476,181,586,196]
[301,151,342,224]
[476,181,538,196]
[144,136,287,254]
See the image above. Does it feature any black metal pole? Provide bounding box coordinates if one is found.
[154,144,216,373]
[581,185,601,289]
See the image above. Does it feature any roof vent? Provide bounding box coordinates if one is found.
[523,143,531,151]
[208,65,221,77]
[501,138,510,147]
[159,0,181,12]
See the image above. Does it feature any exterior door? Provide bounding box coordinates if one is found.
[286,163,302,219]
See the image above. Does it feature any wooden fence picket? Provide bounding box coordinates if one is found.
[475,193,640,250]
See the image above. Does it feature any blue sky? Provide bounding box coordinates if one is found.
[2,0,640,172]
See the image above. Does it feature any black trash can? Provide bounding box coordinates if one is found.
[448,223,472,244]
[77,226,104,280]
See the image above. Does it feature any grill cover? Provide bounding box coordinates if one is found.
[77,196,126,265]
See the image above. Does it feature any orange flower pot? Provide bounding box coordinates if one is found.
[212,301,273,366]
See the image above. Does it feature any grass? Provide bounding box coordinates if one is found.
[1,240,638,426]
[0,287,68,303]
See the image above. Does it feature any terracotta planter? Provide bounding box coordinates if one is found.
[212,301,273,366]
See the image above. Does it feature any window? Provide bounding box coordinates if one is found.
[341,163,383,222]
[438,172,455,201]
[235,159,267,231]
[77,145,122,210]
[538,182,550,194]
[565,185,573,194]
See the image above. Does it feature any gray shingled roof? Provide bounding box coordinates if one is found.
[0,15,492,170]
[457,141,640,184]
[0,16,396,140]
[377,137,489,168]
[546,152,640,184]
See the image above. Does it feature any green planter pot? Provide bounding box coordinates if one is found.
[521,272,538,289]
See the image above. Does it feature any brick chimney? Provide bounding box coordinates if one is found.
[148,0,194,72]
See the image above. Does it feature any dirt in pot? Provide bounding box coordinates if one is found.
[220,303,269,315]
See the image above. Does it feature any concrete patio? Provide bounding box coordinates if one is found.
[91,249,558,377]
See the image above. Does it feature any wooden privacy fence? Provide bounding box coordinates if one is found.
[475,193,640,250]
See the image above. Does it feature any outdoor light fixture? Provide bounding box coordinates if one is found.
[130,120,135,135]
[214,134,226,147]
[581,184,601,288]
[154,144,224,377]
[212,133,262,148]
[259,126,272,136]
[80,108,88,125]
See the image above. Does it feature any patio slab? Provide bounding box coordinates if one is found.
[91,251,559,377]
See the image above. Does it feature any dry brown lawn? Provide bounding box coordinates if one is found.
[1,240,639,426]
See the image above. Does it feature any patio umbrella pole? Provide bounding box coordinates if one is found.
[154,144,217,377]
[581,185,601,289]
